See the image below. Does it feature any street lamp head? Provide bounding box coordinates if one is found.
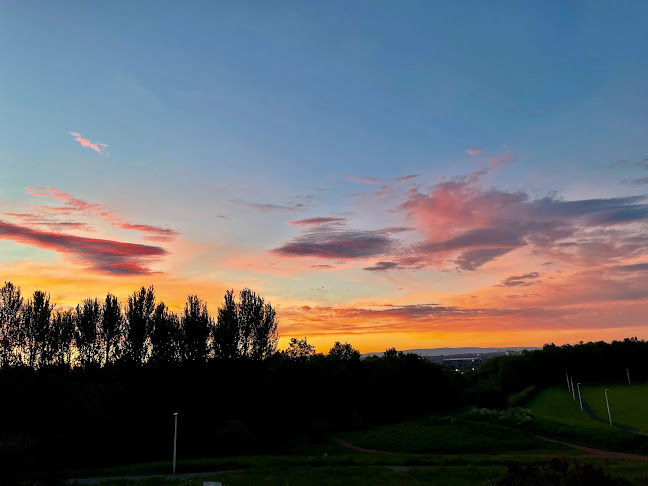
[173,412,178,415]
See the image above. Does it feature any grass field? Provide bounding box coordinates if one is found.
[334,415,572,455]
[580,384,648,432]
[527,386,613,429]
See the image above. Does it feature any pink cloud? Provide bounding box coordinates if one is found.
[0,219,166,275]
[70,132,108,154]
[25,187,179,241]
[465,147,483,155]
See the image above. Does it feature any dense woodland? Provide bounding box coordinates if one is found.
[1,281,647,477]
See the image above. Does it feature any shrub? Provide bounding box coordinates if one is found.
[468,407,534,427]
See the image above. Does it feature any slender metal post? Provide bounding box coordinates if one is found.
[576,383,582,410]
[571,377,575,400]
[173,412,178,474]
[604,389,612,426]
[566,373,571,392]
[626,368,631,385]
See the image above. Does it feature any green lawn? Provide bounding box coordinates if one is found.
[335,416,571,455]
[527,386,648,454]
[580,384,648,433]
[527,385,613,429]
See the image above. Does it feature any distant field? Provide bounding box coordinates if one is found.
[580,383,648,433]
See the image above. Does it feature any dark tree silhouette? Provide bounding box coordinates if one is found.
[75,298,102,367]
[181,295,212,362]
[150,301,181,364]
[0,282,23,368]
[328,341,360,361]
[22,290,54,368]
[237,288,264,358]
[100,293,122,365]
[52,309,75,366]
[285,337,316,359]
[124,286,156,365]
[213,290,239,359]
[238,288,278,360]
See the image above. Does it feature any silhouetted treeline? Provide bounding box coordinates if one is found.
[466,339,648,407]
[0,283,278,369]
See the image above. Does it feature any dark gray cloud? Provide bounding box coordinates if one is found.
[614,263,648,272]
[497,272,542,287]
[273,225,397,259]
[363,261,399,272]
[455,248,513,271]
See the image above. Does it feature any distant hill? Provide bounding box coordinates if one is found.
[361,346,540,358]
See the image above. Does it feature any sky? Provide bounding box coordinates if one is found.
[1,1,648,352]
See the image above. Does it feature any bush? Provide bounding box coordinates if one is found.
[497,458,630,485]
[507,385,538,407]
[468,407,534,427]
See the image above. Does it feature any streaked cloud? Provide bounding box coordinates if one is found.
[25,187,179,241]
[0,219,166,275]
[70,131,108,154]
[290,217,346,226]
[465,147,483,155]
[363,261,399,272]
[497,272,542,287]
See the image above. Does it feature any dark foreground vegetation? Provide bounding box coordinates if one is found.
[1,281,647,483]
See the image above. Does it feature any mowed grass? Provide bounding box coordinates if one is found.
[580,383,648,432]
[527,386,648,454]
[335,416,571,455]
[527,386,613,430]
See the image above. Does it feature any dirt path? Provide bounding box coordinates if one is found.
[535,435,648,461]
[334,436,648,462]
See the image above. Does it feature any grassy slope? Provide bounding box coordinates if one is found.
[528,386,648,454]
[528,385,613,429]
[580,384,648,432]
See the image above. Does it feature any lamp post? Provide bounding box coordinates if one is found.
[566,373,570,393]
[626,368,631,385]
[173,412,178,474]
[576,383,583,410]
[604,389,612,426]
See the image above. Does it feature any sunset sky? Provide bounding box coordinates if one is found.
[1,2,647,352]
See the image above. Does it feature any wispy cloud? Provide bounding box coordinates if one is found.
[497,272,542,287]
[290,217,346,226]
[232,199,305,213]
[363,261,399,272]
[70,132,108,154]
[25,187,180,241]
[0,219,166,275]
[465,147,483,155]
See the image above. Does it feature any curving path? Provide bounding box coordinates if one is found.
[335,436,648,462]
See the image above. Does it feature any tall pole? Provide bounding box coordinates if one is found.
[571,377,576,400]
[626,368,631,385]
[173,412,178,474]
[604,389,612,426]
[576,383,583,410]
[566,373,571,392]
